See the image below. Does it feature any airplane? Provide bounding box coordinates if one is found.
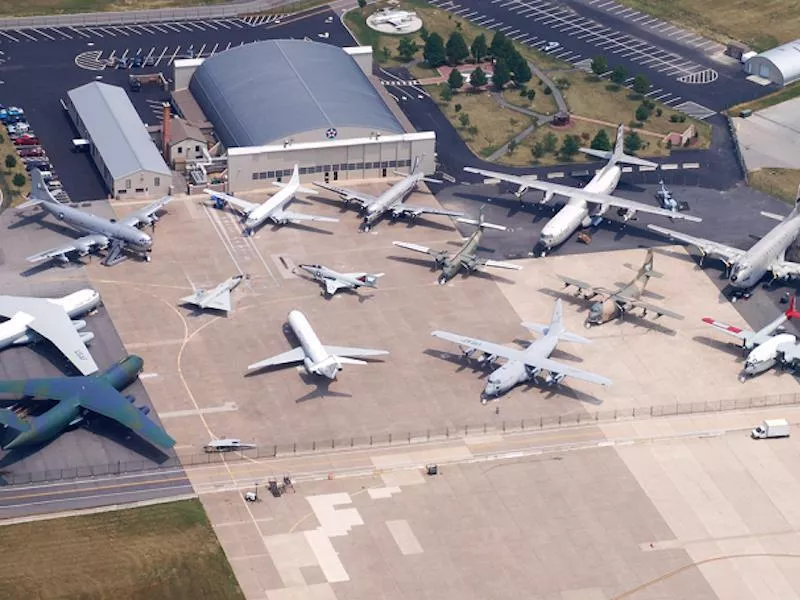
[558,249,684,327]
[393,210,522,284]
[430,299,611,402]
[313,156,464,231]
[295,264,383,297]
[0,355,175,452]
[204,438,257,452]
[247,310,389,380]
[19,169,171,266]
[0,289,101,375]
[463,124,702,256]
[204,164,337,235]
[648,195,800,296]
[702,296,800,382]
[181,274,245,313]
[654,179,688,212]
[370,9,417,29]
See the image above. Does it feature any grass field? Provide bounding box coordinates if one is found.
[500,87,559,116]
[0,135,30,210]
[0,0,224,17]
[615,0,800,50]
[729,81,800,115]
[749,168,800,205]
[0,499,244,600]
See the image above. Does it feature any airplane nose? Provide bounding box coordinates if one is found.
[730,275,737,282]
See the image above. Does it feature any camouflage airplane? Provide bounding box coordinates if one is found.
[557,249,683,327]
[393,211,521,285]
[0,355,174,452]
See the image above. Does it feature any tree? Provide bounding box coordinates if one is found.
[532,141,546,159]
[610,65,627,85]
[357,0,366,9]
[508,52,532,85]
[591,55,608,76]
[470,66,488,88]
[423,32,447,68]
[454,103,462,112]
[526,89,536,101]
[590,129,611,152]
[5,154,16,169]
[381,46,391,61]
[543,132,558,154]
[471,33,488,63]
[632,74,649,95]
[446,31,470,65]
[560,134,581,159]
[12,173,26,188]
[492,58,511,91]
[635,104,650,122]
[490,30,513,61]
[508,139,518,155]
[419,26,429,42]
[467,125,478,137]
[448,68,464,90]
[440,85,453,102]
[458,112,471,128]
[624,131,643,154]
[398,37,419,61]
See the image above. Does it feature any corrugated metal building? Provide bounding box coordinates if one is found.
[172,40,436,193]
[745,39,800,86]
[66,82,172,198]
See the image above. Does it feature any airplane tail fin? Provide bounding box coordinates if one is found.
[456,205,508,231]
[521,299,591,344]
[786,296,800,321]
[17,169,58,209]
[580,123,657,168]
[636,248,662,279]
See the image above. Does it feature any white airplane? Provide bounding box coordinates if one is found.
[204,438,256,452]
[181,274,245,313]
[464,124,702,255]
[0,289,101,375]
[204,164,337,235]
[314,156,463,231]
[703,296,800,382]
[296,264,383,297]
[431,299,611,402]
[370,9,417,29]
[247,310,389,380]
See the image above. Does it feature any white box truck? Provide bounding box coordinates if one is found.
[751,419,790,439]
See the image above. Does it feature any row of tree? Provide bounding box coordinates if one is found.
[529,128,643,161]
[590,55,649,94]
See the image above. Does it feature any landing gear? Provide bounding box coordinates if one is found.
[738,374,747,383]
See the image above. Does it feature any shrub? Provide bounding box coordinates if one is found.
[454,103,462,112]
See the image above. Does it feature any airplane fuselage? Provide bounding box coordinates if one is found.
[364,175,420,226]
[288,310,336,378]
[440,230,482,283]
[245,184,296,229]
[729,214,800,290]
[539,164,622,252]
[42,201,152,252]
[0,289,100,348]
[484,334,559,397]
[743,333,797,378]
[587,278,647,325]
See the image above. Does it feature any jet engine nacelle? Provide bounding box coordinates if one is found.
[525,365,541,378]
[71,319,87,331]
[55,253,70,264]
[79,331,95,344]
[514,185,529,200]
[137,405,151,415]
[479,353,498,365]
[540,190,555,204]
[546,372,567,385]
[303,357,316,375]
[125,395,136,403]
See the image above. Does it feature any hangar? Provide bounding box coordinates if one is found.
[744,39,800,86]
[170,39,436,193]
[66,82,172,198]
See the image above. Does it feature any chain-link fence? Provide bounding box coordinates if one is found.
[4,392,799,486]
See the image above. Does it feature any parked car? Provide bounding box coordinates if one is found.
[144,56,155,66]
[132,56,143,68]
[7,121,30,134]
[13,134,39,146]
[543,41,560,51]
[17,147,45,158]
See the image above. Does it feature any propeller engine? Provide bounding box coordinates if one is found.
[125,395,136,404]
[545,372,567,386]
[137,405,151,415]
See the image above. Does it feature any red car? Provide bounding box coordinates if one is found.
[17,147,45,157]
[13,135,39,146]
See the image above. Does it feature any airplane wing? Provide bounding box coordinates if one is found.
[393,241,444,257]
[391,204,464,219]
[324,279,348,295]
[322,345,389,358]
[465,167,700,222]
[701,317,754,343]
[247,347,306,371]
[78,380,176,449]
[612,294,684,320]
[182,290,232,312]
[477,258,522,271]
[557,275,613,299]
[431,331,611,386]
[272,209,339,224]
[0,297,98,375]
[777,341,800,364]
[769,260,800,281]
[26,233,109,263]
[119,195,172,228]
[204,190,259,216]
[647,225,745,264]
[312,182,377,206]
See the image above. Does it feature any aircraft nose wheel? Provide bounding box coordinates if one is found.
[738,375,747,383]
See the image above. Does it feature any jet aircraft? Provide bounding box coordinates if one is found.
[247,310,388,379]
[20,169,171,266]
[648,196,800,294]
[296,264,383,297]
[703,297,800,382]
[0,355,175,451]
[204,165,337,235]
[463,124,701,255]
[370,8,417,29]
[0,289,101,375]
[431,299,611,401]
[314,156,463,231]
[393,210,521,284]
[558,249,683,327]
[181,274,245,313]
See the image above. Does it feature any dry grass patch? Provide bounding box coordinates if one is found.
[500,87,559,116]
[749,168,800,205]
[729,81,800,115]
[0,136,30,210]
[0,499,244,600]
[615,0,800,50]
[0,0,223,17]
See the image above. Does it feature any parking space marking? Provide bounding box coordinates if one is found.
[168,46,180,64]
[16,29,38,41]
[68,26,90,38]
[197,43,207,57]
[0,31,19,42]
[154,46,168,67]
[150,23,169,34]
[30,28,54,40]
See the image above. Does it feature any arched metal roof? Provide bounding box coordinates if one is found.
[748,39,800,85]
[189,39,404,148]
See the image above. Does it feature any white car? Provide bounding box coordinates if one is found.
[324,16,334,23]
[543,41,561,52]
[318,32,330,39]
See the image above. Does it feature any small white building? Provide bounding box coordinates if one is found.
[744,39,800,86]
[66,82,171,198]
[167,117,206,167]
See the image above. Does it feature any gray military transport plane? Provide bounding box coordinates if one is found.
[558,249,684,327]
[19,169,171,266]
[648,195,800,296]
[180,274,245,313]
[431,299,611,402]
[314,156,463,231]
[464,124,702,255]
